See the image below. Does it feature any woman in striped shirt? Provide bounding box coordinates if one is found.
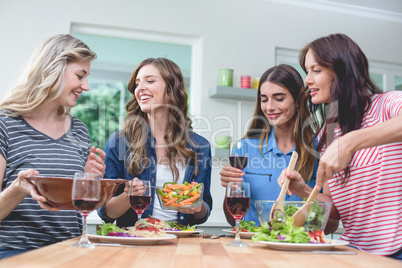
[0,34,106,259]
[279,33,402,259]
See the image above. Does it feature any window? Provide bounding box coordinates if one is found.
[72,80,129,149]
[70,25,197,150]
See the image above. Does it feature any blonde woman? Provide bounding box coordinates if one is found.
[0,34,106,259]
[98,58,212,227]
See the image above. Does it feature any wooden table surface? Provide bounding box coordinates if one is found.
[0,235,400,268]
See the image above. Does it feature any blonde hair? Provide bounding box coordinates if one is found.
[0,34,96,116]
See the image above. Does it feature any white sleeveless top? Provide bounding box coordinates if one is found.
[152,162,186,222]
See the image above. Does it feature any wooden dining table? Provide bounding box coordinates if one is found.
[0,235,400,268]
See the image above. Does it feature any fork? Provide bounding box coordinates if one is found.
[202,233,225,239]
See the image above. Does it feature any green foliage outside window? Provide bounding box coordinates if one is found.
[72,81,130,150]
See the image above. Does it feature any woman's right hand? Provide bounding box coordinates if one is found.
[220,165,244,188]
[277,169,309,197]
[16,169,59,211]
[124,178,146,196]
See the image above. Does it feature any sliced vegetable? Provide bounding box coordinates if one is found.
[158,181,203,208]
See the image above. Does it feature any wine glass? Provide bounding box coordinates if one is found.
[129,180,151,221]
[226,181,250,247]
[229,141,248,171]
[71,172,100,248]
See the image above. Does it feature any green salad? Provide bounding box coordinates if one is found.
[231,220,260,232]
[252,201,326,243]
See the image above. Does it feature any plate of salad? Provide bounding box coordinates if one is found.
[87,234,177,245]
[258,239,349,251]
[162,221,204,237]
[91,222,177,245]
[252,201,347,250]
[222,220,259,239]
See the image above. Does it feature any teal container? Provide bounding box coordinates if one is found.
[219,69,234,87]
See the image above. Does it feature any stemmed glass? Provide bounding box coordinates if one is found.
[229,141,248,171]
[226,181,250,247]
[71,172,100,248]
[129,180,151,221]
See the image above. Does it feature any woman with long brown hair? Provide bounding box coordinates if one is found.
[220,64,317,226]
[280,33,402,259]
[98,58,212,227]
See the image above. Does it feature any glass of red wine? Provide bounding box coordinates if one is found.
[129,180,151,221]
[71,172,100,248]
[226,181,250,247]
[229,141,248,170]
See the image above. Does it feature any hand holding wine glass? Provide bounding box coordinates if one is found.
[229,141,248,170]
[71,172,100,248]
[226,181,250,247]
[129,179,151,221]
[219,141,248,188]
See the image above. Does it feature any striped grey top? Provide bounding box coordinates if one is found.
[0,113,90,251]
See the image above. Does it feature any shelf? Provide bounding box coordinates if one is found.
[208,86,257,101]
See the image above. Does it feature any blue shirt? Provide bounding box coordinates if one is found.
[97,129,213,227]
[233,130,317,226]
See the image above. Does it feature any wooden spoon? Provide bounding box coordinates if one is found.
[269,151,298,221]
[291,176,328,227]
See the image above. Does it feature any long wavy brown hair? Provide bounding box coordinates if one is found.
[245,64,316,181]
[299,33,381,185]
[123,58,197,180]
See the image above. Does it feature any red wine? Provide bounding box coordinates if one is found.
[226,196,250,220]
[73,199,98,213]
[130,196,151,214]
[229,156,248,170]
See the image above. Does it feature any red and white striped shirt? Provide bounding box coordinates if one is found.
[320,91,402,256]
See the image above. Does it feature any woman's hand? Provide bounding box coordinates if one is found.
[220,165,244,188]
[17,169,60,211]
[316,134,354,188]
[277,169,311,199]
[124,178,146,196]
[178,201,203,214]
[84,146,106,177]
[178,201,207,222]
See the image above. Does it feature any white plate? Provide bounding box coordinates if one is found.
[88,234,177,245]
[222,229,256,239]
[259,239,349,251]
[164,229,204,237]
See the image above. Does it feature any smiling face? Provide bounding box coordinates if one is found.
[304,49,335,104]
[57,60,91,108]
[260,81,296,128]
[134,64,167,114]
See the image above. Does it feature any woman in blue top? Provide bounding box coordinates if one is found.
[220,64,317,226]
[98,58,212,227]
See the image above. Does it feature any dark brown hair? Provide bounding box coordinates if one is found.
[299,33,381,184]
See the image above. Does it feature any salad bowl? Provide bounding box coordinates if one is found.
[27,176,126,210]
[254,200,332,244]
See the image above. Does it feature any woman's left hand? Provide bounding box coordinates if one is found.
[84,146,106,177]
[178,205,202,214]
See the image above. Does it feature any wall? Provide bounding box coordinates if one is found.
[1,0,401,227]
